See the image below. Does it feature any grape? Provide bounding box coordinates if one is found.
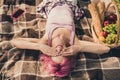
[103,24,118,34]
[105,34,117,44]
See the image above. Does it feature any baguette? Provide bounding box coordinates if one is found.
[97,1,105,24]
[88,2,103,38]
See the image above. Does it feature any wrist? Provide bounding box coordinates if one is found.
[75,44,81,52]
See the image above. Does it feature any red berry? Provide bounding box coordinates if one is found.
[102,31,108,38]
[107,13,117,22]
[109,15,114,20]
[104,21,109,27]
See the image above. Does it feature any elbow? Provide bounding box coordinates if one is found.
[98,46,110,55]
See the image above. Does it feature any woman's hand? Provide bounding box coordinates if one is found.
[61,45,80,56]
[39,44,60,57]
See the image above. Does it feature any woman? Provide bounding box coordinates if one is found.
[1,0,110,78]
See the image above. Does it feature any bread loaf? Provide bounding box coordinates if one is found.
[88,2,103,38]
[97,1,105,24]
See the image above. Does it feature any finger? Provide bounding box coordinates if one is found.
[63,47,71,51]
[49,54,57,57]
[61,52,73,56]
[50,52,61,57]
[61,53,73,57]
[62,51,72,54]
[63,49,73,53]
[63,49,72,53]
[58,51,64,56]
[54,52,61,56]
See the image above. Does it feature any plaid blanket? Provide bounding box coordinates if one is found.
[0,0,120,80]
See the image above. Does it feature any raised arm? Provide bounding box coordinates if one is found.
[62,39,110,56]
[15,38,40,43]
[15,33,48,43]
[76,40,110,54]
[10,39,40,50]
[8,33,58,56]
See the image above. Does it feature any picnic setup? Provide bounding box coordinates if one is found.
[0,0,120,80]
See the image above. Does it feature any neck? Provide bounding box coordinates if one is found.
[52,34,66,47]
[51,28,71,47]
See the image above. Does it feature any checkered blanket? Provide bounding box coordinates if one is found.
[0,0,120,80]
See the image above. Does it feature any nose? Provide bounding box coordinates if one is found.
[56,45,63,52]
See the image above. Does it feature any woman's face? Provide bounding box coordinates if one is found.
[52,36,66,52]
[56,45,63,52]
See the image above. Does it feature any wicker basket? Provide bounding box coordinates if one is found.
[91,0,120,47]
